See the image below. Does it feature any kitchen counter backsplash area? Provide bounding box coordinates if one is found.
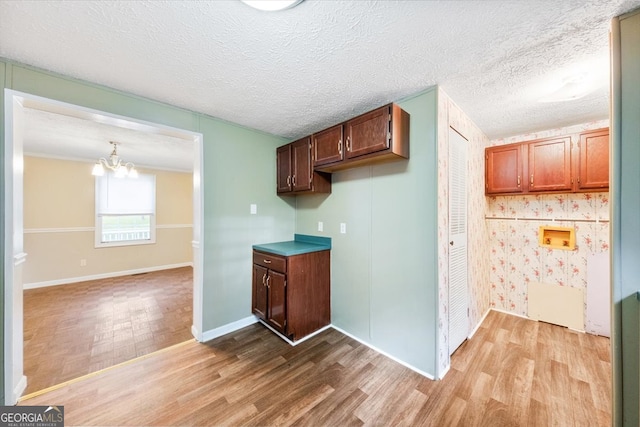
[486,192,609,326]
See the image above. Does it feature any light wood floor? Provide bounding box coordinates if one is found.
[21,310,611,426]
[23,267,193,394]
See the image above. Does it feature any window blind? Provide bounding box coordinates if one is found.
[96,172,156,215]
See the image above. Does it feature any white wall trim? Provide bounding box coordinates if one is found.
[490,307,530,320]
[13,252,27,267]
[24,224,192,234]
[257,321,332,347]
[201,316,259,343]
[438,364,451,380]
[23,262,193,289]
[11,375,27,405]
[330,325,436,380]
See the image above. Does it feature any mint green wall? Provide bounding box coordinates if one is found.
[612,9,640,426]
[295,88,439,375]
[199,117,295,326]
[0,60,294,344]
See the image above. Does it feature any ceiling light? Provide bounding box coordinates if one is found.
[92,141,138,178]
[240,0,304,11]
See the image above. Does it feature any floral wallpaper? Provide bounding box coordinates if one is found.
[435,96,609,377]
[437,88,490,377]
[487,119,610,332]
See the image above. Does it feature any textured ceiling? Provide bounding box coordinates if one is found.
[2,0,640,166]
[22,108,194,172]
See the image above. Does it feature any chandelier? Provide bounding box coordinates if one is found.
[91,141,138,178]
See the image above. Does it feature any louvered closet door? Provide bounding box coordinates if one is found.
[448,127,469,355]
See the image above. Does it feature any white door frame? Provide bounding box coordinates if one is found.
[3,89,205,404]
[447,126,469,356]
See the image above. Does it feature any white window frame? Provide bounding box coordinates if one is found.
[95,172,156,248]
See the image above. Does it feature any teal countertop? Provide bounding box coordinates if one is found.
[253,234,331,256]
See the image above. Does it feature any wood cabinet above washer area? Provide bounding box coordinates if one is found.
[485,128,609,196]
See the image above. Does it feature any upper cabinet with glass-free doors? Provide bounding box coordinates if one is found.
[312,103,410,173]
[485,128,609,195]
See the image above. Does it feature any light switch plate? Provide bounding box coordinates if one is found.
[340,223,346,234]
[318,221,323,232]
[250,204,257,215]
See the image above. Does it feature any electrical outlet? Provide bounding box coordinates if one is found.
[318,221,323,232]
[80,259,87,267]
[340,223,346,234]
[250,204,257,215]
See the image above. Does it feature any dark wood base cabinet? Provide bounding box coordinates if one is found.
[252,250,330,341]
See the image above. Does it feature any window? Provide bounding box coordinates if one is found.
[95,172,156,247]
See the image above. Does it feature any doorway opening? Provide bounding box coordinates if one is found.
[4,89,204,404]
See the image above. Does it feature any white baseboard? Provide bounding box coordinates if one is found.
[330,325,435,380]
[23,262,193,290]
[257,321,332,347]
[10,375,27,405]
[191,324,202,342]
[438,364,451,380]
[490,307,530,320]
[201,315,259,343]
[468,308,492,339]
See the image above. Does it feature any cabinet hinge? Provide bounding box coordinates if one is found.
[388,114,392,122]
[387,132,391,147]
[284,319,287,327]
[284,280,287,288]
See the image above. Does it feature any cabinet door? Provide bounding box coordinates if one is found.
[345,105,390,159]
[485,144,524,194]
[313,124,344,167]
[267,270,287,333]
[578,129,609,190]
[528,137,572,192]
[291,138,312,192]
[276,145,292,194]
[252,264,268,320]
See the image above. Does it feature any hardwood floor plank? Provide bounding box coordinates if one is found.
[20,310,611,426]
[23,266,193,394]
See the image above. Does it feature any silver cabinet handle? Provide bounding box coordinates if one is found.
[263,259,271,264]
[338,139,342,155]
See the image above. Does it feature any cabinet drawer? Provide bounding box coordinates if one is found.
[253,251,286,273]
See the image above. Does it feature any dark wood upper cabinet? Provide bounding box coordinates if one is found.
[577,128,609,190]
[528,137,572,192]
[313,124,344,167]
[291,138,312,192]
[345,106,390,159]
[277,137,331,196]
[276,144,292,194]
[313,103,410,173]
[485,143,524,194]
